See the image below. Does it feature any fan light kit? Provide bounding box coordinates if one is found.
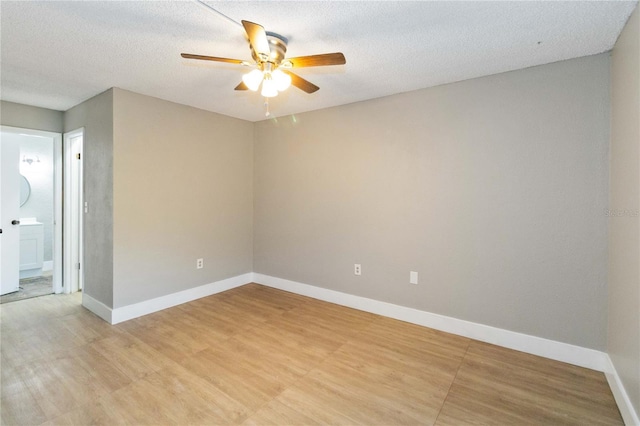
[242,64,291,97]
[181,19,346,116]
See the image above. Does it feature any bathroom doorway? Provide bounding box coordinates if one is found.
[0,127,63,301]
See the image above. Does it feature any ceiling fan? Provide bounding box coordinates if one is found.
[181,20,346,100]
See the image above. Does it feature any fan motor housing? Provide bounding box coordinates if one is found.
[263,31,288,65]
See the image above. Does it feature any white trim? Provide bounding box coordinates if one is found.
[0,126,59,139]
[63,128,84,294]
[110,273,253,324]
[82,292,112,324]
[253,273,609,372]
[43,261,53,271]
[604,356,640,426]
[53,134,63,294]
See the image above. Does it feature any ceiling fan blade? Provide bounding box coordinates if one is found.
[286,53,346,68]
[181,53,245,64]
[241,20,271,59]
[282,70,319,94]
[235,81,249,91]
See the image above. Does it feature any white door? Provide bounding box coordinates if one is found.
[1,133,21,295]
[64,130,83,293]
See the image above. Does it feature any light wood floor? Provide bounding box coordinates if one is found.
[0,284,622,425]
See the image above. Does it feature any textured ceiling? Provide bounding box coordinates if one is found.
[1,1,637,122]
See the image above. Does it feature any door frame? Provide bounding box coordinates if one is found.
[0,126,63,294]
[63,128,84,294]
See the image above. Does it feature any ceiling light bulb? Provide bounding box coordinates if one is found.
[261,75,278,98]
[272,69,291,92]
[242,69,263,91]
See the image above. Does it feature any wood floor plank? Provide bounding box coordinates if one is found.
[141,365,250,424]
[0,292,82,333]
[0,356,49,426]
[85,378,178,425]
[435,341,623,425]
[87,332,174,381]
[174,301,255,336]
[270,307,365,347]
[312,357,449,424]
[234,320,343,366]
[242,399,321,426]
[1,322,86,368]
[366,315,471,354]
[273,381,367,425]
[15,347,127,420]
[279,367,422,425]
[1,381,49,426]
[61,311,125,345]
[179,347,278,412]
[0,285,624,425]
[41,403,119,426]
[149,363,251,424]
[335,334,464,380]
[116,320,210,363]
[326,342,461,411]
[212,336,310,383]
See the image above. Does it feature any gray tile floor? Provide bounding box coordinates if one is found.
[0,275,53,304]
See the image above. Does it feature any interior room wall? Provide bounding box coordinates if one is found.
[1,100,63,133]
[254,53,611,350]
[609,5,640,417]
[111,89,254,308]
[19,135,54,262]
[64,89,114,308]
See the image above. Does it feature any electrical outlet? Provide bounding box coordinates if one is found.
[354,264,361,276]
[410,271,418,284]
[196,258,204,269]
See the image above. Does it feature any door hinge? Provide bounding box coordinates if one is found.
[76,153,81,160]
[77,262,81,270]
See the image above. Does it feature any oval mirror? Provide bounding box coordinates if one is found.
[20,175,31,207]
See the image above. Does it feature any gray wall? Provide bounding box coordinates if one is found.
[64,89,114,308]
[19,135,54,261]
[62,88,254,310]
[1,100,63,133]
[112,89,254,308]
[609,5,640,416]
[254,53,610,350]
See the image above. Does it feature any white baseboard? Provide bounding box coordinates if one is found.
[604,356,640,426]
[82,293,113,323]
[43,261,53,271]
[253,273,609,372]
[19,268,43,279]
[110,273,253,324]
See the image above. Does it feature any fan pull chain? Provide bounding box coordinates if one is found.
[264,98,271,117]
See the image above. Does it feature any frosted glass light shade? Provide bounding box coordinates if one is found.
[272,69,291,92]
[242,69,263,91]
[261,76,278,98]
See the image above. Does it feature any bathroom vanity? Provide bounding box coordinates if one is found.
[19,218,44,279]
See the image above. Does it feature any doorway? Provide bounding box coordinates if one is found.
[0,127,62,300]
[63,129,84,293]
